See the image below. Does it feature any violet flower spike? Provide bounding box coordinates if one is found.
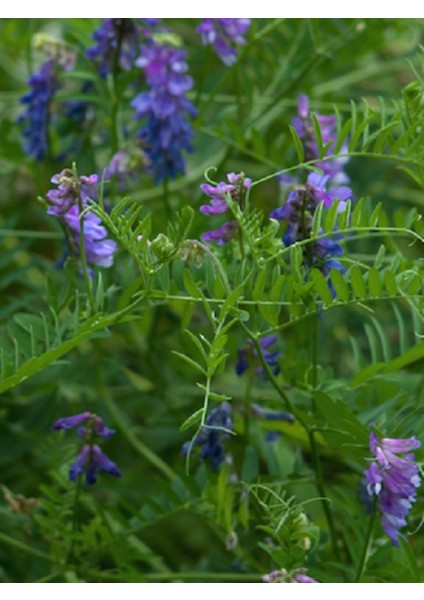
[200,172,251,245]
[46,168,117,271]
[52,411,92,430]
[236,335,281,378]
[86,19,150,77]
[364,431,421,545]
[132,42,197,183]
[262,568,318,583]
[18,58,58,161]
[292,94,350,185]
[182,402,233,471]
[69,444,122,485]
[52,412,121,485]
[197,19,251,66]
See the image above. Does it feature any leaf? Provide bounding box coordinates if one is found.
[310,268,333,305]
[122,368,155,392]
[330,269,349,302]
[350,266,367,299]
[180,408,204,432]
[289,125,305,162]
[172,351,206,376]
[315,390,369,445]
[367,267,382,298]
[350,363,386,387]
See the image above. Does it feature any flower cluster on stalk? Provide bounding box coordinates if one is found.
[271,96,353,293]
[197,19,251,66]
[46,168,117,272]
[200,172,252,245]
[236,335,281,378]
[364,431,421,545]
[86,18,158,77]
[52,412,121,485]
[132,41,197,183]
[182,402,233,471]
[262,568,318,583]
[18,37,77,161]
[18,59,58,161]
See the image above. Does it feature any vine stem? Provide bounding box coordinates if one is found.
[355,496,378,582]
[94,344,176,482]
[83,569,263,582]
[239,322,294,416]
[66,476,83,564]
[72,164,96,314]
[308,429,341,564]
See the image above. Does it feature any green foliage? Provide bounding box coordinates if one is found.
[0,18,423,584]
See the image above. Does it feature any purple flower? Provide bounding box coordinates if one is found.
[182,402,232,471]
[132,42,197,183]
[86,19,155,77]
[200,173,251,245]
[263,568,318,583]
[52,412,92,430]
[105,147,149,188]
[364,432,421,545]
[46,169,117,271]
[252,403,295,443]
[69,444,122,485]
[236,335,281,378]
[18,58,58,161]
[201,221,239,245]
[292,94,349,184]
[197,19,251,66]
[251,403,295,423]
[52,412,121,485]
[200,172,252,215]
[290,569,318,583]
[270,172,349,291]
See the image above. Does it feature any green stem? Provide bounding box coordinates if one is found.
[162,178,172,219]
[308,429,341,564]
[240,322,294,416]
[0,532,55,562]
[355,496,378,582]
[66,476,82,564]
[101,381,176,482]
[243,367,254,442]
[83,569,263,582]
[72,164,96,314]
[311,312,319,410]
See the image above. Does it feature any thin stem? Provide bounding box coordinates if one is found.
[311,311,319,411]
[0,532,55,562]
[355,496,378,583]
[99,372,176,482]
[72,164,96,314]
[308,429,341,564]
[243,366,254,442]
[66,476,83,564]
[83,568,263,582]
[240,322,295,416]
[162,177,172,219]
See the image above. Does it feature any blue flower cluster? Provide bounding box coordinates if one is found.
[197,19,251,66]
[132,42,197,183]
[52,412,121,485]
[46,168,117,272]
[271,96,353,292]
[199,172,252,244]
[364,432,421,545]
[86,18,156,77]
[236,335,281,378]
[18,59,58,161]
[182,402,233,471]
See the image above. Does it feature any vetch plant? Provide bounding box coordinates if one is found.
[0,18,423,584]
